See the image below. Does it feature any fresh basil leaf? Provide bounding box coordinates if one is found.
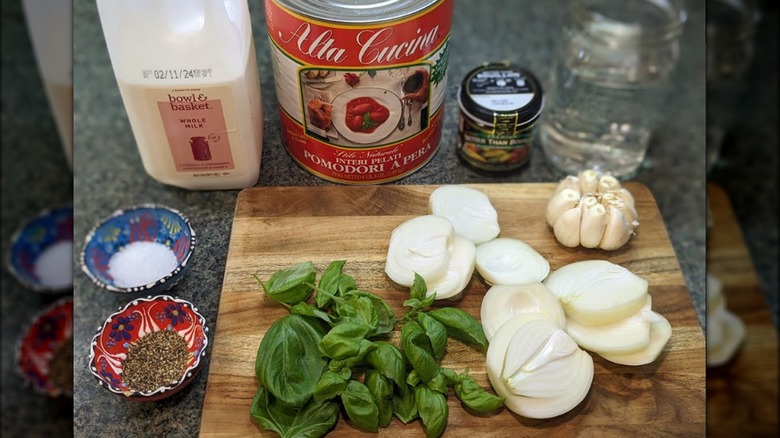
[439,368,461,386]
[347,291,396,336]
[365,341,405,389]
[313,369,349,402]
[425,371,449,395]
[349,295,379,331]
[410,273,427,300]
[392,383,418,424]
[290,302,333,325]
[454,374,505,413]
[417,313,448,361]
[427,308,488,351]
[415,384,449,438]
[319,321,370,360]
[403,298,423,309]
[259,262,316,305]
[338,273,357,295]
[365,370,394,427]
[343,339,377,368]
[251,387,340,438]
[316,260,345,309]
[401,321,439,383]
[341,380,380,433]
[406,369,421,387]
[420,293,436,308]
[328,359,345,372]
[256,315,326,407]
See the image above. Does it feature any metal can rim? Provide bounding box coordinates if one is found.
[270,0,444,25]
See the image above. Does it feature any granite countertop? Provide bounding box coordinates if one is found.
[1,1,73,436]
[70,0,711,436]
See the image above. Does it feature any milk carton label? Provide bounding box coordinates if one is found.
[149,86,242,176]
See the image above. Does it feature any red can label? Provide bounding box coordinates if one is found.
[265,0,453,184]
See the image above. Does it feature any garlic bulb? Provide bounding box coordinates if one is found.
[486,314,594,419]
[475,238,550,286]
[425,234,476,300]
[546,169,639,250]
[385,215,454,287]
[480,283,566,341]
[429,185,500,244]
[706,274,746,367]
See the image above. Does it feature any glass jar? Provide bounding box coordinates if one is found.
[540,0,687,178]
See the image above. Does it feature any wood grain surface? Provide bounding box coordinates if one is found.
[198,183,706,437]
[706,183,779,437]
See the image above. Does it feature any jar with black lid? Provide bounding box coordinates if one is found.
[457,63,544,172]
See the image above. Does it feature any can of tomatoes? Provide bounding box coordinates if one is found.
[264,0,453,184]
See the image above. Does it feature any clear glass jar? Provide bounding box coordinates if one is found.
[540,0,687,178]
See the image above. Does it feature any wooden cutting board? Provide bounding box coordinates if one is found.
[706,183,779,437]
[199,183,706,437]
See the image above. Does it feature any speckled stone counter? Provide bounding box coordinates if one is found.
[1,1,73,436]
[72,0,710,436]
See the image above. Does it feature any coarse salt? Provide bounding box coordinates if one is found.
[107,241,179,288]
[34,240,73,288]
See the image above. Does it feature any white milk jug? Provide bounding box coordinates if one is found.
[96,0,263,190]
[22,0,73,170]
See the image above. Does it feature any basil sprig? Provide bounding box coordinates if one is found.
[252,261,502,438]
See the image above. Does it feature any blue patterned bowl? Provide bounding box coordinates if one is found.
[80,204,196,294]
[8,205,74,293]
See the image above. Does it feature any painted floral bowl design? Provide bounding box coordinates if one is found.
[88,295,209,402]
[8,205,73,293]
[16,298,73,397]
[80,204,195,294]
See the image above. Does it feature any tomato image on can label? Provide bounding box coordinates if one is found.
[265,0,453,184]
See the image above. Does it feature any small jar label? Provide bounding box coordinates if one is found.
[467,69,535,112]
[457,113,537,171]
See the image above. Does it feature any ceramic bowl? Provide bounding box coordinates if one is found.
[88,295,209,402]
[8,205,74,293]
[80,204,195,294]
[16,297,74,397]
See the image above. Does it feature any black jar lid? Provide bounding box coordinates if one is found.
[458,63,544,126]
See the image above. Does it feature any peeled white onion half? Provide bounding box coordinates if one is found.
[706,274,746,367]
[543,260,648,326]
[480,282,566,341]
[565,296,653,355]
[597,311,672,366]
[385,215,454,287]
[486,314,594,419]
[425,234,476,300]
[475,238,550,286]
[429,185,500,244]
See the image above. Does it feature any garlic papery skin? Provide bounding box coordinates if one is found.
[546,169,639,250]
[543,260,648,326]
[475,238,550,286]
[426,234,476,300]
[705,274,746,367]
[486,315,594,419]
[481,282,566,341]
[428,185,500,244]
[565,296,653,355]
[597,311,672,366]
[385,215,454,287]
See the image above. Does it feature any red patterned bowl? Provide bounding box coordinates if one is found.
[88,295,208,402]
[16,297,73,397]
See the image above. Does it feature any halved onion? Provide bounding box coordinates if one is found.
[475,238,550,286]
[598,311,672,366]
[385,215,454,287]
[429,185,500,244]
[480,283,566,341]
[565,296,652,355]
[543,260,648,326]
[426,234,476,300]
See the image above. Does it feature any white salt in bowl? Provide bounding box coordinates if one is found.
[80,204,196,294]
[8,205,74,293]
